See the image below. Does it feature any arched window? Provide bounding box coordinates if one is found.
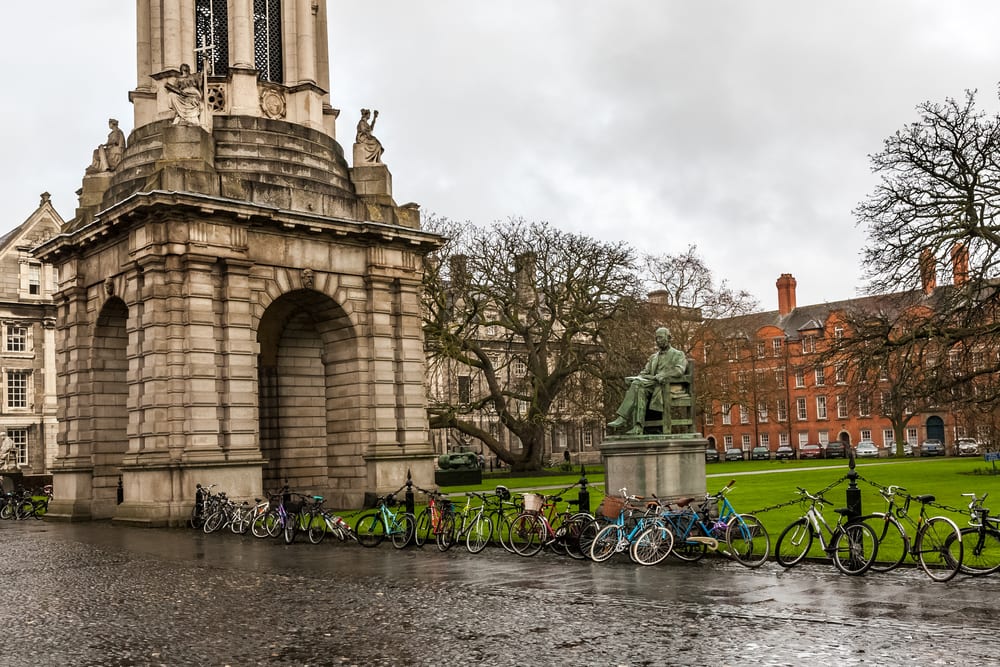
[254,0,283,83]
[195,0,230,76]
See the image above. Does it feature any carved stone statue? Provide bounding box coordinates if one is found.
[607,327,688,436]
[355,108,384,164]
[86,118,126,174]
[0,433,13,471]
[166,63,204,126]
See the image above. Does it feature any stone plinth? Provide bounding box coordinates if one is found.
[599,434,707,500]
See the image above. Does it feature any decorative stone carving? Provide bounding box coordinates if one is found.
[302,268,314,288]
[260,88,286,119]
[86,118,126,174]
[354,109,384,164]
[166,64,205,126]
[206,84,227,113]
[104,278,115,296]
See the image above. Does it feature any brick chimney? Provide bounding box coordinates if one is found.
[776,274,797,315]
[920,248,937,294]
[951,243,969,286]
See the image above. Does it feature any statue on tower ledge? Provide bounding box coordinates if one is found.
[355,108,384,164]
[166,63,205,126]
[86,118,126,174]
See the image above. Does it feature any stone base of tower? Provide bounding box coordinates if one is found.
[44,466,98,523]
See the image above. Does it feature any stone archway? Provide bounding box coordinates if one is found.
[926,416,946,444]
[839,431,852,446]
[257,289,364,503]
[91,297,129,517]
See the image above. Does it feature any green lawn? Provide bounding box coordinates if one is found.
[439,456,1000,563]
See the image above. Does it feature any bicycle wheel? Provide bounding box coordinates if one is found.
[589,524,623,563]
[251,509,275,538]
[203,509,226,534]
[465,514,493,554]
[413,508,431,547]
[494,512,516,553]
[355,512,386,548]
[436,512,457,552]
[308,512,328,545]
[859,513,908,573]
[509,513,546,557]
[267,510,284,538]
[671,536,708,562]
[230,508,250,534]
[391,513,415,549]
[576,518,603,561]
[916,516,963,582]
[630,524,674,566]
[775,518,813,568]
[832,522,878,575]
[283,512,299,544]
[725,514,770,568]
[0,502,12,520]
[954,526,1000,576]
[561,513,593,561]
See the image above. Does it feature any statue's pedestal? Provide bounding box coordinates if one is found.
[599,434,707,500]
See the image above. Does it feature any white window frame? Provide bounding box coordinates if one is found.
[816,396,827,420]
[796,397,808,421]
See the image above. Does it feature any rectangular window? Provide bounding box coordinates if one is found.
[776,398,787,422]
[779,433,789,446]
[739,405,750,424]
[722,403,732,425]
[814,367,825,386]
[457,375,471,404]
[582,431,593,447]
[906,428,918,445]
[834,326,844,340]
[723,435,733,447]
[794,370,805,388]
[882,429,894,447]
[796,397,808,421]
[759,433,769,447]
[772,338,783,357]
[798,432,809,447]
[757,401,768,423]
[28,264,40,296]
[837,395,848,419]
[253,0,284,83]
[703,408,714,426]
[8,428,27,467]
[835,363,847,384]
[774,368,786,387]
[860,429,872,441]
[513,359,527,376]
[816,396,827,419]
[880,391,892,415]
[818,431,829,445]
[802,335,816,354]
[6,325,26,352]
[6,371,28,409]
[741,434,751,449]
[195,0,230,75]
[859,394,872,417]
[756,341,766,358]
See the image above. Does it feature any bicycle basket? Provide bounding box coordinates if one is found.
[597,495,626,520]
[285,499,303,514]
[523,493,545,513]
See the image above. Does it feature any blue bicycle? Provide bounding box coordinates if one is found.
[354,493,415,549]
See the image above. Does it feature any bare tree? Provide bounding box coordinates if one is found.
[855,88,1000,415]
[422,216,642,471]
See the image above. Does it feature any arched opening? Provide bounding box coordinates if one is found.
[92,298,129,516]
[256,289,361,497]
[839,431,852,446]
[926,416,946,444]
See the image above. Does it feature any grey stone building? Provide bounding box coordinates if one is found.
[0,194,60,477]
[36,0,440,525]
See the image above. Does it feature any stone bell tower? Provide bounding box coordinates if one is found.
[37,0,440,525]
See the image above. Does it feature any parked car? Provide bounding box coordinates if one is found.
[705,446,720,463]
[775,445,795,460]
[825,441,847,459]
[920,439,945,456]
[799,443,823,460]
[724,447,744,461]
[855,440,879,458]
[957,438,981,457]
[750,446,770,461]
[903,442,915,457]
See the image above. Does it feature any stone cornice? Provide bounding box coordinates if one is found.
[35,190,444,261]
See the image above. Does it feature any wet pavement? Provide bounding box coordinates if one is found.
[0,519,996,666]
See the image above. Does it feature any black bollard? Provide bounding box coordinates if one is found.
[405,469,415,517]
[117,476,124,505]
[576,464,590,514]
[845,449,862,520]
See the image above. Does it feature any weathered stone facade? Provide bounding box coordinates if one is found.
[36,0,440,525]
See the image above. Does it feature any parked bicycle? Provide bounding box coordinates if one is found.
[950,493,1000,576]
[439,491,494,554]
[775,487,879,575]
[354,493,415,549]
[507,492,590,559]
[413,490,452,548]
[589,489,672,565]
[857,485,965,582]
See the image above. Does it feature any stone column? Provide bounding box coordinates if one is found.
[296,0,316,84]
[229,0,261,116]
[162,0,182,69]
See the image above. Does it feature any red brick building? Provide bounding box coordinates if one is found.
[697,265,979,458]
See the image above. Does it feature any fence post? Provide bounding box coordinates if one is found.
[845,450,862,520]
[405,468,415,517]
[576,464,590,514]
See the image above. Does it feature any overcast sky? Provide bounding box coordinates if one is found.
[4,1,1000,311]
